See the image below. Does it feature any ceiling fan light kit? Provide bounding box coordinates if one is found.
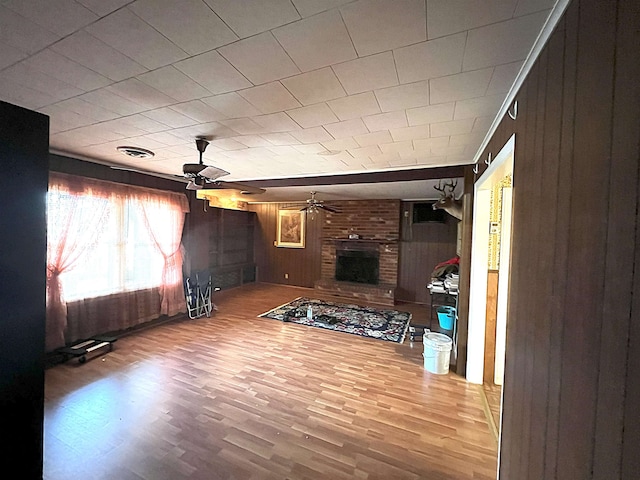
[300,191,339,217]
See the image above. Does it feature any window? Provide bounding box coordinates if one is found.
[46,172,190,351]
[49,192,165,301]
[46,174,187,303]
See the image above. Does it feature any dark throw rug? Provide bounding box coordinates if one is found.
[258,297,411,343]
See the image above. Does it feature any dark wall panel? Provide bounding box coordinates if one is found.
[184,202,257,289]
[397,202,458,304]
[0,101,49,478]
[50,154,186,193]
[479,0,640,478]
[603,0,640,477]
[250,203,323,288]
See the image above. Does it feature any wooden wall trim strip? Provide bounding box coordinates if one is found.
[454,166,475,377]
[601,0,640,477]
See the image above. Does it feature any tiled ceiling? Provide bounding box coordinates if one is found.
[0,0,555,191]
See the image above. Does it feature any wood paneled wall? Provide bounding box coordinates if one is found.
[250,203,323,288]
[0,101,49,478]
[252,200,458,299]
[184,200,258,289]
[397,201,458,304]
[473,1,639,478]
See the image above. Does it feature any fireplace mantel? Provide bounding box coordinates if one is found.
[326,238,398,244]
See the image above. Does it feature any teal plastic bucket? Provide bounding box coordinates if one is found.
[436,306,455,330]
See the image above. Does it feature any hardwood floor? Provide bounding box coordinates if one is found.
[481,384,503,442]
[44,283,497,480]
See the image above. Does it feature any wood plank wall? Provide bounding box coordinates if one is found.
[397,202,458,304]
[250,203,323,288]
[251,201,458,296]
[184,201,258,289]
[470,1,639,478]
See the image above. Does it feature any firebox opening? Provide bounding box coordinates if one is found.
[335,249,379,285]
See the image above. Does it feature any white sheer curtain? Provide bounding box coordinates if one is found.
[138,192,189,317]
[46,174,112,351]
[46,173,190,351]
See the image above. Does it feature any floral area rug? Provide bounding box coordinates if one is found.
[258,297,411,343]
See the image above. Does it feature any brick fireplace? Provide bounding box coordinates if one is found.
[315,199,400,306]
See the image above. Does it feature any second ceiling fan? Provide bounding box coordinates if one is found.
[300,191,339,214]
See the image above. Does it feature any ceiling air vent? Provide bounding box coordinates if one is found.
[116,146,155,159]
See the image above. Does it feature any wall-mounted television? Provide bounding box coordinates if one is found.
[412,202,446,223]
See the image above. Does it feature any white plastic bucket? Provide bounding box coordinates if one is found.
[423,332,453,374]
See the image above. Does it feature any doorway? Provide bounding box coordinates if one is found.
[466,135,515,453]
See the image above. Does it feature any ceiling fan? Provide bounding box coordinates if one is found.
[183,137,265,195]
[300,191,339,214]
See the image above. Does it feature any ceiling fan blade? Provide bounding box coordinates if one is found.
[199,165,230,180]
[318,204,339,213]
[186,180,202,191]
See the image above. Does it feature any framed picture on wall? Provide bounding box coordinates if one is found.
[276,210,305,248]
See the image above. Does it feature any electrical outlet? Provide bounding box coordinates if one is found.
[284,273,289,279]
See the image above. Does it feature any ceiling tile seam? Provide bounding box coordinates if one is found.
[0,6,131,80]
[336,5,359,59]
[122,5,192,60]
[0,68,78,108]
[55,106,235,142]
[121,5,207,73]
[268,13,307,75]
[199,0,240,43]
[14,1,180,85]
[166,102,226,124]
[275,80,310,129]
[216,32,289,87]
[238,81,300,115]
[424,0,429,40]
[76,0,138,20]
[218,2,303,40]
[510,0,521,18]
[460,29,470,77]
[466,9,554,38]
[78,81,245,133]
[425,68,493,106]
[482,58,527,95]
[288,0,302,20]
[481,66,497,100]
[137,66,217,101]
[389,49,402,100]
[328,64,352,106]
[101,81,185,113]
[54,29,150,83]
